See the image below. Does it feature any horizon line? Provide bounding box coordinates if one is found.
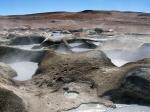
[0,9,150,16]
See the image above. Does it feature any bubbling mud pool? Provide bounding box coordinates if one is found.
[9,61,38,81]
[104,43,150,67]
[6,44,42,81]
[65,104,150,112]
[10,44,41,50]
[100,36,150,67]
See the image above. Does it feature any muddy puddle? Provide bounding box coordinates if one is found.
[9,61,38,81]
[10,44,41,50]
[64,91,79,99]
[65,103,111,112]
[0,43,44,81]
[104,43,150,67]
[65,103,150,112]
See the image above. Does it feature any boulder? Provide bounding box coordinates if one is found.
[102,64,150,105]
[0,87,26,112]
[33,50,114,90]
[121,67,150,101]
[0,62,17,85]
[0,62,17,78]
[94,28,104,34]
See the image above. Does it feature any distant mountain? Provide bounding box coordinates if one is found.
[0,10,150,33]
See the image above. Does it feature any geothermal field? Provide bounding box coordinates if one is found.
[0,10,150,112]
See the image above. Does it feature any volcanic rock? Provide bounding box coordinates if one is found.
[0,62,17,78]
[0,87,26,112]
[121,67,150,102]
[33,50,114,90]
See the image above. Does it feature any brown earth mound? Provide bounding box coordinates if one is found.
[0,87,26,112]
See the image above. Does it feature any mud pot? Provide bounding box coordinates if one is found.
[9,61,38,81]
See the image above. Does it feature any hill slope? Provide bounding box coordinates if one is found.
[0,10,150,33]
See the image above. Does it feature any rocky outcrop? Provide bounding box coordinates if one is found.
[102,59,150,105]
[0,62,17,78]
[121,67,150,102]
[0,87,26,112]
[0,62,17,85]
[94,28,104,34]
[33,50,114,88]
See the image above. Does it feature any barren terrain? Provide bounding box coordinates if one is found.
[0,10,150,33]
[0,10,150,112]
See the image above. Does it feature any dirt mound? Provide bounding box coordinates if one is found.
[0,87,26,112]
[101,59,150,105]
[33,50,115,91]
[0,62,17,85]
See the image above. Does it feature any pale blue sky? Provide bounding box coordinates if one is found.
[0,0,150,15]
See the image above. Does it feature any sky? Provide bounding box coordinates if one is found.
[0,0,150,15]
